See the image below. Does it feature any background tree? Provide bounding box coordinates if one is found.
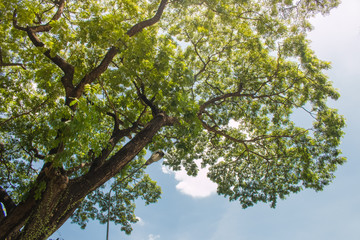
[0,0,345,239]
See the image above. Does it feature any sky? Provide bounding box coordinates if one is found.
[50,0,360,239]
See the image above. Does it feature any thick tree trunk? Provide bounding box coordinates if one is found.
[1,1,173,239]
[0,113,176,240]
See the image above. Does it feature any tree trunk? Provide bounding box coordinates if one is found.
[0,113,176,240]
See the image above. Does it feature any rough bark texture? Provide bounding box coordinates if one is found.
[0,113,176,240]
[0,1,170,239]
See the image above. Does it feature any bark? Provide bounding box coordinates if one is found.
[1,1,172,239]
[0,113,176,240]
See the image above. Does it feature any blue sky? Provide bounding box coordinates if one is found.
[51,0,360,239]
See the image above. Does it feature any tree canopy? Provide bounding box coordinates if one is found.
[0,0,345,239]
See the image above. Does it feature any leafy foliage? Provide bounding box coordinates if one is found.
[0,0,344,237]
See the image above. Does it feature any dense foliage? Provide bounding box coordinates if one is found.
[0,0,345,239]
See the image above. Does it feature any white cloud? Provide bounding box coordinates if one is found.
[160,120,242,199]
[136,216,145,226]
[228,119,240,128]
[161,165,172,175]
[148,234,160,240]
[162,160,217,198]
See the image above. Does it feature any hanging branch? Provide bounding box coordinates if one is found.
[0,48,26,70]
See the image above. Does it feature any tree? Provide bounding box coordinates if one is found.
[0,0,345,239]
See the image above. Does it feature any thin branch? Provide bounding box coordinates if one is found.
[198,90,251,113]
[197,84,310,147]
[0,62,26,70]
[106,111,122,136]
[12,10,27,31]
[83,112,177,193]
[0,48,26,70]
[28,0,66,33]
[135,105,149,127]
[0,98,50,126]
[14,0,65,34]
[132,80,160,117]
[74,46,120,99]
[99,79,123,123]
[0,159,15,190]
[89,122,140,172]
[74,0,169,98]
[185,30,206,66]
[12,3,75,101]
[204,74,224,94]
[30,148,46,160]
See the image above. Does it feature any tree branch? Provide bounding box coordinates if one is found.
[30,148,46,160]
[12,10,27,31]
[132,80,160,117]
[0,48,26,70]
[82,112,177,193]
[126,0,168,37]
[0,62,26,70]
[0,162,64,239]
[12,2,75,103]
[0,97,50,126]
[89,121,139,172]
[25,0,66,33]
[15,0,168,110]
[197,88,307,146]
[198,90,251,114]
[73,46,120,100]
[73,0,169,99]
[13,0,65,34]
